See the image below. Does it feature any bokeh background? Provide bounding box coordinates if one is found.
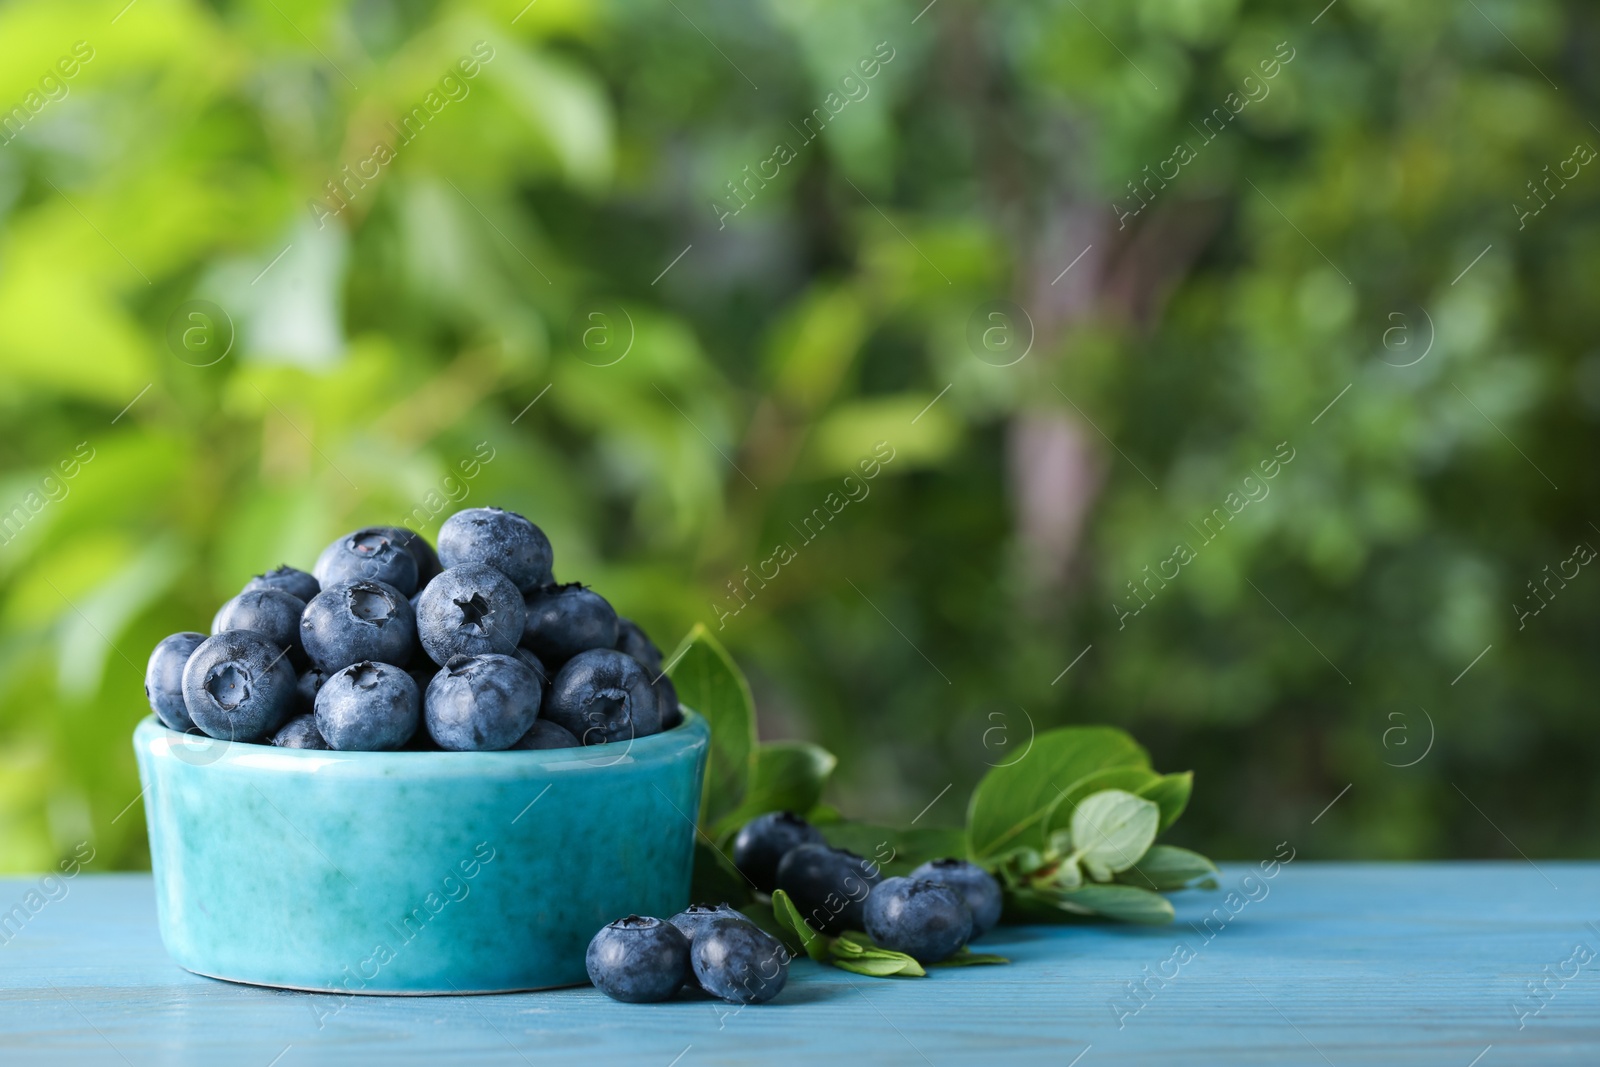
[1,0,1595,873]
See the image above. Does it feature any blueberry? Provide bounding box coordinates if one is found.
[213,588,307,666]
[773,843,882,935]
[668,902,752,947]
[145,632,206,732]
[585,915,690,1003]
[437,507,553,593]
[245,565,319,603]
[295,667,329,715]
[272,714,329,749]
[521,583,619,666]
[300,579,417,673]
[668,904,757,989]
[654,673,682,730]
[181,630,297,742]
[542,648,660,745]
[509,718,581,750]
[862,877,973,963]
[732,812,826,894]
[314,528,420,596]
[423,653,543,751]
[691,918,790,1005]
[415,562,527,665]
[315,661,421,751]
[369,526,441,587]
[615,617,663,675]
[909,859,1004,939]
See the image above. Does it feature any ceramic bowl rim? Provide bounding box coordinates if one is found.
[132,708,707,778]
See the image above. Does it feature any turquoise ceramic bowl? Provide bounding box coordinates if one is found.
[132,711,708,994]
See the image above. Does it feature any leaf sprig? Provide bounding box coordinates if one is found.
[666,625,1220,953]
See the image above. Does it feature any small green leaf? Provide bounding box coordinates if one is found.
[966,727,1151,860]
[928,948,1009,967]
[666,625,757,830]
[1071,790,1160,879]
[828,932,928,976]
[1137,772,1194,833]
[833,955,927,977]
[770,889,831,962]
[1115,844,1220,891]
[1041,765,1160,841]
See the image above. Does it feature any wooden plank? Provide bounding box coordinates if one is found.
[1,864,1598,1064]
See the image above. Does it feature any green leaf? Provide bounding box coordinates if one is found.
[1115,844,1220,892]
[713,740,837,838]
[1071,789,1160,881]
[967,727,1151,860]
[1041,766,1160,841]
[751,740,836,814]
[1137,772,1194,833]
[1053,883,1176,925]
[770,889,831,963]
[928,948,1009,967]
[828,932,927,976]
[832,955,927,977]
[815,820,966,876]
[666,624,757,830]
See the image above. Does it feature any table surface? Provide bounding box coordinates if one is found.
[2,863,1598,1066]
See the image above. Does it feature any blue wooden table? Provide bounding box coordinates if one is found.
[3,863,1597,1065]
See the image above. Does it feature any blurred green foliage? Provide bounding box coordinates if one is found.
[0,0,1595,872]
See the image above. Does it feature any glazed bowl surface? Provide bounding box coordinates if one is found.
[132,711,709,993]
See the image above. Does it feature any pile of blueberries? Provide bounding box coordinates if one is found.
[585,809,1003,1004]
[588,905,790,1005]
[142,507,678,751]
